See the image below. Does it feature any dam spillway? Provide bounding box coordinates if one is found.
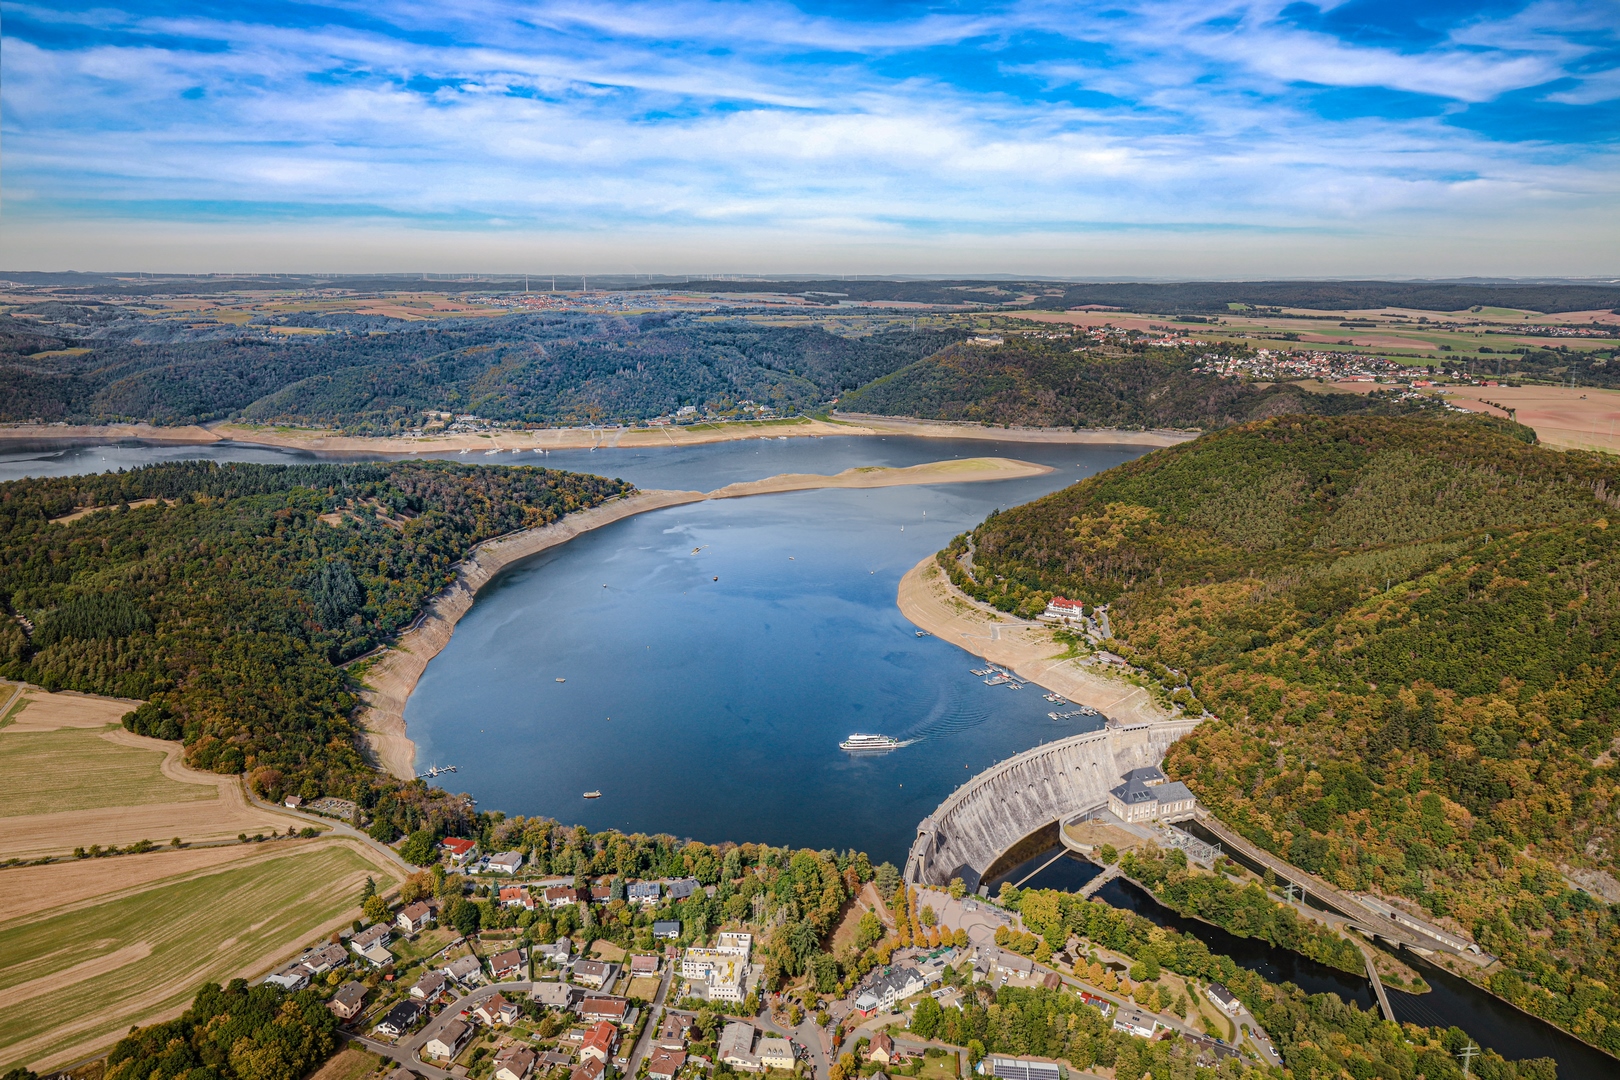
[904,717,1202,892]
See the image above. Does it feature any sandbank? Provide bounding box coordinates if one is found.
[358,457,1053,778]
[894,554,1177,726]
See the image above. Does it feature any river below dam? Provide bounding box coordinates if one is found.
[8,433,1613,1076]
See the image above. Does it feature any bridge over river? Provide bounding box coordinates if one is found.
[904,717,1201,893]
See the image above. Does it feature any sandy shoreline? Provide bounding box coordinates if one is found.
[0,416,1194,453]
[894,554,1179,726]
[358,457,1050,778]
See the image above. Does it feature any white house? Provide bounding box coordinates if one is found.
[488,850,525,874]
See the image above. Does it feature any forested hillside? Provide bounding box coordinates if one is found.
[0,460,628,832]
[939,414,1620,1055]
[0,310,965,429]
[838,338,1409,428]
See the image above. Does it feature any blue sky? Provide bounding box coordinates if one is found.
[2,0,1617,274]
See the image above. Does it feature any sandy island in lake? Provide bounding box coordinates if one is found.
[358,457,1053,778]
[894,555,1179,726]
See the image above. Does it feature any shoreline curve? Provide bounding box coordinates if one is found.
[359,456,1055,778]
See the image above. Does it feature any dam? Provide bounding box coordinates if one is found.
[904,717,1201,892]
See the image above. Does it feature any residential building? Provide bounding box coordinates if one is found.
[666,878,700,901]
[476,994,520,1026]
[491,948,526,981]
[1041,597,1085,624]
[990,953,1034,981]
[285,795,304,809]
[398,902,433,934]
[680,949,747,1002]
[629,954,660,977]
[569,1057,605,1080]
[488,851,525,875]
[757,1036,794,1071]
[1205,983,1240,1015]
[1112,1010,1158,1039]
[531,982,580,1010]
[867,1032,896,1066]
[440,838,479,866]
[357,943,395,969]
[300,942,351,974]
[494,1046,537,1080]
[443,955,485,985]
[864,966,928,1012]
[500,886,537,911]
[536,938,574,966]
[627,881,661,905]
[718,1022,758,1070]
[1176,1034,1237,1067]
[572,959,615,989]
[425,1020,472,1060]
[714,932,752,956]
[652,921,681,940]
[1106,768,1196,824]
[580,1020,620,1064]
[327,981,367,1020]
[655,1012,693,1051]
[352,923,393,952]
[374,1000,424,1037]
[411,971,448,1000]
[540,1052,576,1070]
[546,885,586,908]
[646,1049,686,1080]
[579,996,629,1024]
[983,1058,1061,1080]
[590,885,612,904]
[263,962,310,992]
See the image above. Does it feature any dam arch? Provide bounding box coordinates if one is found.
[904,717,1201,893]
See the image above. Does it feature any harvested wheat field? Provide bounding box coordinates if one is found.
[0,690,286,860]
[0,839,400,1071]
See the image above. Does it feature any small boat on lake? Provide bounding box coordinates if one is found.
[583,790,602,799]
[556,677,566,682]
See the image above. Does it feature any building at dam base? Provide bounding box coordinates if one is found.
[904,718,1201,893]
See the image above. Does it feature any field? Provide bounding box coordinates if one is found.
[306,1047,387,1080]
[0,688,287,859]
[0,838,400,1071]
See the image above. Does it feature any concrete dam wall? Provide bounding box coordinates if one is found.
[904,718,1201,892]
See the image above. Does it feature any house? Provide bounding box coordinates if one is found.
[263,962,310,992]
[328,981,368,1020]
[398,901,434,933]
[991,953,1034,981]
[352,923,393,952]
[357,943,395,969]
[476,993,520,1026]
[1106,768,1196,824]
[494,1046,537,1080]
[425,1019,472,1060]
[572,959,615,989]
[285,795,304,809]
[500,886,537,911]
[757,1036,794,1072]
[867,1032,896,1066]
[666,878,700,901]
[579,996,629,1024]
[655,1012,693,1050]
[300,942,350,974]
[488,850,525,875]
[569,1058,605,1080]
[863,966,928,1012]
[1112,1010,1158,1039]
[580,1020,620,1064]
[545,885,586,908]
[443,955,484,985]
[628,881,661,905]
[983,1058,1061,1080]
[1205,983,1240,1015]
[646,1049,687,1080]
[629,954,660,977]
[491,948,527,981]
[590,885,611,904]
[440,838,479,866]
[536,938,574,966]
[374,999,424,1037]
[540,1052,576,1070]
[1176,1034,1237,1067]
[718,1022,758,1070]
[411,970,448,1000]
[652,921,681,940]
[531,982,580,1010]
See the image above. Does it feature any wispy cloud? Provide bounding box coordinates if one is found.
[2,0,1617,271]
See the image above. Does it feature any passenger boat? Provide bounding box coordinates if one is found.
[583,790,602,799]
[839,733,901,754]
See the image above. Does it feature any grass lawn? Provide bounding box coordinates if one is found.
[913,1054,960,1080]
[627,976,661,1000]
[0,727,211,817]
[590,939,626,961]
[306,1047,386,1080]
[392,926,455,963]
[0,840,398,1070]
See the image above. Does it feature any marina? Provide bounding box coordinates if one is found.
[415,763,458,779]
[1048,707,1100,720]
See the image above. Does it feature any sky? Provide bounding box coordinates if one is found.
[2,0,1618,276]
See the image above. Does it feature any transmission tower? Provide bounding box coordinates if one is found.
[1458,1043,1479,1077]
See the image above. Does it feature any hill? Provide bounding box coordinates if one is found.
[837,338,1412,428]
[937,413,1620,1055]
[0,312,965,430]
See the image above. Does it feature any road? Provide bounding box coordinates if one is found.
[243,784,416,875]
[625,964,674,1076]
[357,980,538,1078]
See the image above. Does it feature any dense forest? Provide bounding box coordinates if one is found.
[0,460,628,827]
[938,414,1620,1054]
[104,981,337,1080]
[0,309,965,429]
[837,338,1415,429]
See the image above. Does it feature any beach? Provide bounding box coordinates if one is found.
[357,457,1054,778]
[894,554,1178,725]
